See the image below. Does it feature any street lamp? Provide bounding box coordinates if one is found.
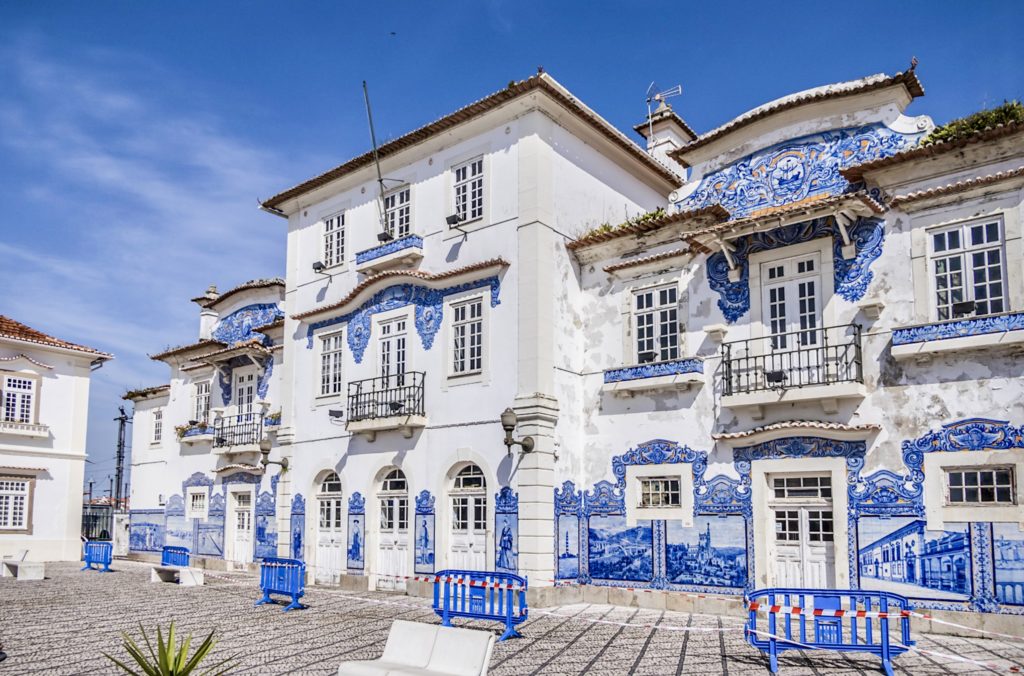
[259,438,289,471]
[500,407,534,455]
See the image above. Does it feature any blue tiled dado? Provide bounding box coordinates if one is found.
[892,311,1024,346]
[603,358,703,384]
[355,235,424,265]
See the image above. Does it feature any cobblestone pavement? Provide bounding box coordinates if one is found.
[2,561,1023,675]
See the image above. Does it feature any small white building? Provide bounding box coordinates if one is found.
[0,316,112,561]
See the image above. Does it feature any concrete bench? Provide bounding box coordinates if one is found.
[150,565,205,586]
[1,552,44,581]
[337,619,494,676]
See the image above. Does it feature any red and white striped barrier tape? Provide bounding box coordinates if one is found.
[748,602,911,619]
[370,571,526,592]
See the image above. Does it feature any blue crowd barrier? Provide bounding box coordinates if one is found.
[81,541,113,573]
[746,588,913,676]
[255,557,306,611]
[431,569,528,641]
[161,546,190,568]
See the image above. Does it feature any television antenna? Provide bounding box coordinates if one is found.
[645,82,683,141]
[362,81,403,243]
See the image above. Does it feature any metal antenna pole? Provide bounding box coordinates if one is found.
[114,406,130,511]
[88,479,94,504]
[363,81,390,237]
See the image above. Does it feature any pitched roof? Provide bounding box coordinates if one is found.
[889,165,1024,208]
[566,205,730,251]
[149,339,227,361]
[669,69,925,161]
[712,420,882,441]
[293,258,508,321]
[633,103,698,141]
[262,73,679,211]
[0,315,112,358]
[192,278,285,308]
[842,121,1024,181]
[603,248,691,274]
[123,384,170,401]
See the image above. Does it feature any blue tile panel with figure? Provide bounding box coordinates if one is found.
[588,515,654,582]
[347,514,364,570]
[993,523,1024,605]
[665,517,746,587]
[414,514,435,573]
[129,510,165,552]
[557,515,580,579]
[858,517,972,600]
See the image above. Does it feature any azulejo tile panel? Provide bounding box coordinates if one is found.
[355,235,424,264]
[603,358,703,383]
[892,311,1024,345]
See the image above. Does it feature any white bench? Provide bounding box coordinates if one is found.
[150,565,205,586]
[338,619,494,676]
[1,551,44,581]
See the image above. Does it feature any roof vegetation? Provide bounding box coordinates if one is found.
[921,100,1024,146]
[576,208,666,241]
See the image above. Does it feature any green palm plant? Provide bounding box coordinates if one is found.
[104,622,236,675]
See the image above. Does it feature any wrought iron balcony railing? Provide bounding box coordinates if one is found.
[348,372,426,423]
[722,324,863,396]
[213,414,263,448]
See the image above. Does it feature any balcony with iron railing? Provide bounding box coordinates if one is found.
[720,324,865,418]
[213,413,263,453]
[347,372,427,441]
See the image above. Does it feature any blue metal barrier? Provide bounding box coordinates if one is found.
[161,546,190,568]
[81,541,113,572]
[431,569,528,641]
[746,588,913,676]
[254,557,306,611]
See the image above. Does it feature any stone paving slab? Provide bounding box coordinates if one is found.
[1,561,1022,674]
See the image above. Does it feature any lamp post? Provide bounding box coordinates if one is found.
[500,407,534,455]
[259,438,289,471]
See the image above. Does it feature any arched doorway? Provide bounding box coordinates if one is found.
[315,472,345,585]
[376,468,409,591]
[449,464,487,570]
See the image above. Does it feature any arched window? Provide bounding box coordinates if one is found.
[453,464,485,491]
[381,469,407,493]
[320,472,343,495]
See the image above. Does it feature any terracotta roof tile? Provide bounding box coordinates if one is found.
[713,420,882,440]
[0,315,112,358]
[293,258,509,321]
[262,73,679,211]
[889,166,1024,208]
[603,248,691,274]
[149,339,227,361]
[192,278,285,308]
[193,338,272,361]
[669,70,925,162]
[123,384,170,401]
[842,121,1024,181]
[567,205,730,251]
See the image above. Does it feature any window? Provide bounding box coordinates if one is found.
[383,186,411,238]
[319,332,344,397]
[451,464,486,532]
[773,476,832,500]
[453,465,485,490]
[186,488,208,520]
[930,219,1005,320]
[453,157,484,223]
[320,471,343,494]
[2,375,36,424]
[323,212,345,268]
[638,476,681,508]
[381,469,407,492]
[0,478,30,530]
[152,409,163,443]
[946,467,1015,505]
[451,297,484,376]
[193,381,211,422]
[380,470,408,532]
[633,285,679,363]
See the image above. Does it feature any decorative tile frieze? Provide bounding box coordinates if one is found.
[603,358,703,383]
[355,235,424,264]
[892,311,1024,345]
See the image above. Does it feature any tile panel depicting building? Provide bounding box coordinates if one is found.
[127,68,1024,628]
[0,316,112,561]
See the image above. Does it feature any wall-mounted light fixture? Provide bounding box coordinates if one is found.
[328,409,344,419]
[500,407,534,455]
[377,230,394,243]
[259,438,289,471]
[445,213,463,226]
[312,261,327,274]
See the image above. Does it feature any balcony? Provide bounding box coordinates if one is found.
[891,310,1024,362]
[721,324,865,418]
[354,234,424,275]
[213,414,263,453]
[347,372,426,441]
[0,419,48,438]
[601,357,704,396]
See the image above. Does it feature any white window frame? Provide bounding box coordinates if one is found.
[1,373,38,424]
[638,476,681,508]
[151,408,163,444]
[383,185,412,239]
[186,487,209,521]
[449,295,486,379]
[0,475,33,533]
[631,283,681,364]
[452,156,485,225]
[923,450,1024,530]
[944,466,1016,506]
[317,330,345,399]
[626,464,694,526]
[323,211,346,269]
[193,380,211,423]
[927,216,1007,321]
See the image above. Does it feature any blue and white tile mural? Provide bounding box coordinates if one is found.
[414,490,435,574]
[347,492,365,571]
[255,491,277,560]
[290,494,305,560]
[588,515,654,582]
[163,495,190,550]
[129,510,164,552]
[495,487,518,574]
[857,517,972,601]
[665,517,746,588]
[197,492,225,557]
[993,523,1024,605]
[556,515,580,579]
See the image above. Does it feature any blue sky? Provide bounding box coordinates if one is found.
[0,2,1020,495]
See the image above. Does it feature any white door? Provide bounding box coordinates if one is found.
[377,469,409,591]
[450,465,487,570]
[234,371,256,420]
[761,255,822,387]
[770,475,836,588]
[379,318,408,387]
[231,491,253,565]
[316,473,345,585]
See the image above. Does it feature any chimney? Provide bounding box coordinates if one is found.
[634,100,695,180]
[198,285,219,339]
